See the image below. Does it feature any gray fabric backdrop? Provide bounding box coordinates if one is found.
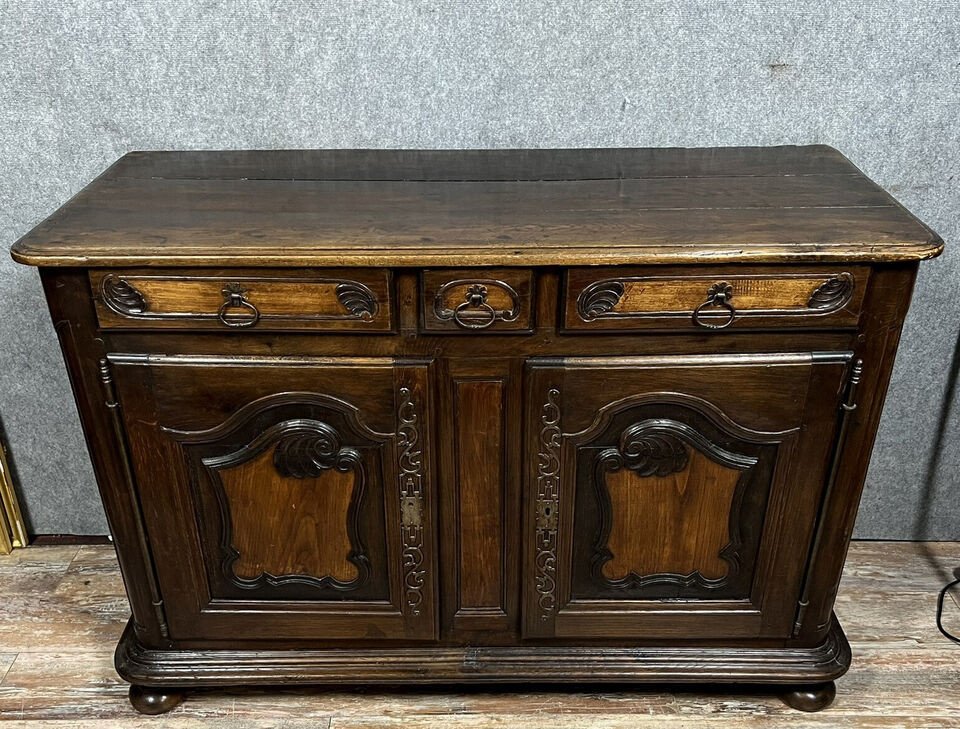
[1,1,957,538]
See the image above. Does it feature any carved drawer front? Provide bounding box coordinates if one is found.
[90,269,394,331]
[421,269,534,333]
[564,266,868,331]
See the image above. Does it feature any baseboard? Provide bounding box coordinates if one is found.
[116,615,851,688]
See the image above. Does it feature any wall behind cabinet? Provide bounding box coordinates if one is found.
[0,1,957,538]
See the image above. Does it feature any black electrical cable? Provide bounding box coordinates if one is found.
[936,573,960,644]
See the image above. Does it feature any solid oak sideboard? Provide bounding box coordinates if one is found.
[11,147,942,714]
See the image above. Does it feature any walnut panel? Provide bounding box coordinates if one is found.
[219,449,360,586]
[167,392,388,602]
[601,450,741,583]
[574,402,778,602]
[90,269,394,331]
[564,266,868,331]
[454,380,506,612]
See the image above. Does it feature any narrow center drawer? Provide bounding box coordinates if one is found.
[90,269,395,332]
[420,269,534,333]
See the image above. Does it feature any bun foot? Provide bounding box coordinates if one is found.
[780,681,837,712]
[128,685,184,715]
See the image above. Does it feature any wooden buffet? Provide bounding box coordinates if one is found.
[11,146,942,713]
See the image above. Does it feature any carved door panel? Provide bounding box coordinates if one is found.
[106,355,437,642]
[523,352,855,640]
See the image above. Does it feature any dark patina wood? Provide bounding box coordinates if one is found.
[11,147,942,268]
[11,146,940,714]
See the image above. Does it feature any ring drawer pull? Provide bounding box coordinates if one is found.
[218,283,260,328]
[692,281,736,330]
[434,280,521,330]
[453,284,498,329]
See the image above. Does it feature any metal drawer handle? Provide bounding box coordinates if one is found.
[692,281,735,330]
[453,284,498,329]
[218,283,260,328]
[434,279,521,330]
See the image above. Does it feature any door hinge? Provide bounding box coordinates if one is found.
[791,357,864,639]
[152,598,170,639]
[792,599,810,637]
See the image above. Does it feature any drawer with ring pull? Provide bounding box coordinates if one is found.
[563,266,869,332]
[420,269,535,333]
[89,269,395,332]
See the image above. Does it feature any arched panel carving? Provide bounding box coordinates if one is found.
[591,418,757,591]
[165,393,391,598]
[570,395,791,601]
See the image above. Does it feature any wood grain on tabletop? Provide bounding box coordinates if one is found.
[10,147,942,268]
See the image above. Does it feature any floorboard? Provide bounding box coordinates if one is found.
[0,542,957,726]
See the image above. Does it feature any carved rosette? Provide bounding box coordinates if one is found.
[535,388,562,620]
[101,274,147,315]
[336,281,378,320]
[807,273,854,310]
[396,387,426,615]
[577,280,625,320]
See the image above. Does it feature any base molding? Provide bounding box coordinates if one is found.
[116,616,850,688]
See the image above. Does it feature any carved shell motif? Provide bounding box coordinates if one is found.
[101,275,147,315]
[808,273,854,311]
[335,282,378,320]
[618,424,689,477]
[578,280,625,320]
[273,422,355,478]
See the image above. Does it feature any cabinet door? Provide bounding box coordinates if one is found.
[106,354,437,642]
[523,352,853,640]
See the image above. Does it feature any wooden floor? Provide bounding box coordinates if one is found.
[0,542,958,727]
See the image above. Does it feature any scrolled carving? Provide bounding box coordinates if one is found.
[618,425,689,477]
[808,273,854,311]
[397,387,426,615]
[577,280,625,320]
[101,275,147,315]
[336,281,378,319]
[273,422,358,478]
[535,387,562,620]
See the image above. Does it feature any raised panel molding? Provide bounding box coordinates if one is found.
[202,418,371,591]
[453,378,507,615]
[163,392,391,596]
[591,417,758,591]
[568,392,796,602]
[91,271,393,332]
